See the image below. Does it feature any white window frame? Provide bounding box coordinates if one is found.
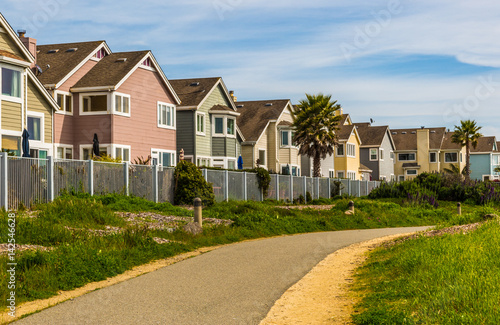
[212,115,236,138]
[329,170,335,178]
[369,148,378,161]
[212,158,225,168]
[113,92,131,117]
[227,158,237,170]
[406,169,418,176]
[398,152,416,161]
[379,148,384,161]
[346,143,356,158]
[157,101,176,130]
[0,64,23,104]
[80,144,110,160]
[55,90,73,115]
[80,92,110,115]
[151,149,177,167]
[196,156,212,167]
[337,170,345,178]
[390,151,394,160]
[26,111,44,144]
[444,152,458,163]
[336,143,345,157]
[258,148,266,166]
[113,144,131,162]
[280,129,297,148]
[280,164,300,176]
[196,112,206,136]
[346,171,356,180]
[398,175,405,182]
[429,152,437,163]
[54,144,74,160]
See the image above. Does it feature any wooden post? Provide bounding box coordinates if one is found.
[194,197,202,226]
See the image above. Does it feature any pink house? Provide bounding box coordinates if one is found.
[35,41,180,165]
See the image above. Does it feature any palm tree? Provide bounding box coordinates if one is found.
[443,163,466,177]
[292,93,342,177]
[451,120,482,181]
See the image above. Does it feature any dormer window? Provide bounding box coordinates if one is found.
[142,58,152,67]
[94,48,106,59]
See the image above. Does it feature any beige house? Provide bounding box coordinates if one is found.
[333,112,365,180]
[237,99,301,175]
[0,13,58,157]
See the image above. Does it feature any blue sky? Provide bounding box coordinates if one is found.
[3,0,500,138]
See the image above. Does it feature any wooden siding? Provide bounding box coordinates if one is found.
[58,60,98,91]
[27,80,53,143]
[255,127,268,169]
[241,145,254,169]
[1,100,21,131]
[177,111,194,156]
[112,68,177,160]
[0,32,23,57]
[212,137,226,157]
[267,123,277,171]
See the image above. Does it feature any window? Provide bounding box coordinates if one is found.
[142,58,152,67]
[212,159,224,168]
[94,48,106,59]
[346,143,356,157]
[228,160,236,170]
[114,94,130,115]
[406,169,418,175]
[2,135,20,156]
[445,152,458,163]
[398,175,405,182]
[82,94,107,113]
[56,93,72,114]
[29,149,47,159]
[258,149,266,165]
[214,117,223,134]
[196,113,205,135]
[158,102,175,129]
[337,144,344,156]
[347,171,356,180]
[398,153,416,161]
[115,147,130,162]
[227,118,235,136]
[2,67,21,98]
[329,170,335,178]
[82,146,108,160]
[151,150,176,167]
[281,131,289,146]
[380,149,384,160]
[337,171,345,178]
[27,116,41,141]
[429,152,437,163]
[56,147,73,159]
[292,166,299,176]
[197,157,210,167]
[390,151,394,160]
[370,148,378,161]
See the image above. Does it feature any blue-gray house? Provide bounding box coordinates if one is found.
[470,136,500,181]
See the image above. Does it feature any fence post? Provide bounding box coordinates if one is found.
[328,177,331,199]
[152,164,158,203]
[47,156,54,202]
[358,180,361,197]
[224,170,229,202]
[124,162,129,196]
[88,159,94,196]
[365,181,368,196]
[290,173,293,202]
[243,171,248,201]
[203,168,208,182]
[1,153,7,210]
[316,177,320,199]
[276,175,280,201]
[347,178,351,196]
[303,176,307,203]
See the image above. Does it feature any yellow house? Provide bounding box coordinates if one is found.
[392,127,465,181]
[333,112,364,180]
[237,99,301,175]
[0,13,58,157]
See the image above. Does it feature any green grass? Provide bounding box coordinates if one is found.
[352,220,500,324]
[0,195,495,309]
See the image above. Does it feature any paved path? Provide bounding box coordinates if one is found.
[15,227,430,325]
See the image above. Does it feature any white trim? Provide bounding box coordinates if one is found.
[79,92,110,115]
[157,101,176,130]
[346,170,356,180]
[0,13,34,63]
[80,144,110,160]
[212,115,236,138]
[406,169,418,176]
[280,164,300,176]
[197,78,238,112]
[336,170,345,178]
[346,143,356,158]
[257,148,266,167]
[0,56,30,68]
[444,152,458,163]
[196,156,211,167]
[151,148,177,167]
[112,144,131,162]
[398,152,416,162]
[369,148,378,161]
[54,144,74,159]
[336,143,345,157]
[379,148,384,161]
[0,64,24,104]
[26,110,45,144]
[54,90,73,115]
[196,112,206,136]
[113,92,131,117]
[71,86,115,92]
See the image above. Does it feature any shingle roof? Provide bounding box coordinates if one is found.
[169,78,221,107]
[359,164,372,172]
[441,132,464,150]
[471,136,497,153]
[278,120,292,126]
[209,104,238,115]
[36,41,105,85]
[71,51,149,89]
[391,128,446,150]
[354,123,389,147]
[236,100,291,142]
[0,49,26,62]
[337,124,354,141]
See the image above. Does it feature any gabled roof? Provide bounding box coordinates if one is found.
[354,123,394,148]
[441,132,464,150]
[236,100,292,142]
[0,13,34,64]
[336,114,361,144]
[36,41,108,86]
[391,127,446,151]
[471,136,498,153]
[169,77,237,111]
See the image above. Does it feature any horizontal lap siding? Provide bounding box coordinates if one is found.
[54,113,74,145]
[58,60,98,92]
[177,111,194,156]
[73,114,112,150]
[113,68,177,160]
[242,145,254,168]
[212,137,225,156]
[1,101,22,131]
[27,80,53,143]
[0,32,23,57]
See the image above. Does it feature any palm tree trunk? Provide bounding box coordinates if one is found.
[465,141,470,182]
[313,154,321,178]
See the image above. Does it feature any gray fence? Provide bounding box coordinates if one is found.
[0,153,381,209]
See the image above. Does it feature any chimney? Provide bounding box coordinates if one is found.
[17,29,37,68]
[229,90,237,102]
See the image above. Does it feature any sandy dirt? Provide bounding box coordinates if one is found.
[259,233,415,325]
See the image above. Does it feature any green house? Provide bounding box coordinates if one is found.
[169,77,244,169]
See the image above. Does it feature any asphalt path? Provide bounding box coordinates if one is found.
[15,226,430,325]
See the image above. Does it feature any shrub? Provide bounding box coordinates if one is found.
[174,161,215,206]
[251,167,271,197]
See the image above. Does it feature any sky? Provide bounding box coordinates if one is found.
[3,0,500,138]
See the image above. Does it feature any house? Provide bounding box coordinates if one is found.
[237,99,301,175]
[0,13,59,157]
[333,112,364,180]
[353,123,395,181]
[391,127,465,181]
[169,77,243,169]
[470,136,500,181]
[35,41,181,165]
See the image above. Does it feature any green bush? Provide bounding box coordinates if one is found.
[174,161,215,206]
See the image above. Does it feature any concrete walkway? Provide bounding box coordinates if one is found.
[15,227,430,325]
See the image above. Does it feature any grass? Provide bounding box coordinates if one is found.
[351,219,500,324]
[0,194,495,309]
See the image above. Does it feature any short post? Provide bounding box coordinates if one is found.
[194,197,202,226]
[47,156,54,202]
[303,176,307,203]
[243,171,248,201]
[276,175,280,201]
[88,159,94,196]
[124,162,129,196]
[1,153,8,210]
[152,164,158,203]
[224,170,229,202]
[457,202,461,215]
[348,200,355,214]
[290,173,293,202]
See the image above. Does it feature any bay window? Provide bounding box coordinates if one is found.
[82,94,107,113]
[212,116,236,137]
